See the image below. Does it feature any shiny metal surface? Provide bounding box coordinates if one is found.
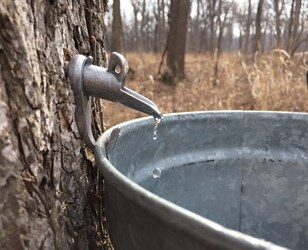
[95,111,308,250]
[67,52,162,150]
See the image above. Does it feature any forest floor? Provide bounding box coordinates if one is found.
[103,51,308,128]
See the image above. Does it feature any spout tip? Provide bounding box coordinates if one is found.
[153,111,163,120]
[145,100,162,120]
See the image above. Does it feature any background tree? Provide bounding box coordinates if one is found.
[154,0,165,52]
[112,0,125,53]
[213,0,233,84]
[273,0,284,48]
[287,0,304,55]
[254,0,265,53]
[130,0,154,51]
[165,0,190,82]
[208,0,219,52]
[244,0,252,53]
[130,0,142,51]
[105,0,308,55]
[0,1,109,249]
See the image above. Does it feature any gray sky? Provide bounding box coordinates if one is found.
[114,0,259,37]
[118,0,259,23]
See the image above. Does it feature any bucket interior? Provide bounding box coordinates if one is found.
[107,112,308,250]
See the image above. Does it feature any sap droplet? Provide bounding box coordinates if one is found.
[153,117,162,140]
[152,168,161,179]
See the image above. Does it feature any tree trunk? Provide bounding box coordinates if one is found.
[140,0,148,51]
[0,1,109,249]
[161,0,167,51]
[154,0,161,53]
[165,0,190,82]
[208,0,218,52]
[131,1,141,52]
[112,0,125,53]
[254,0,264,53]
[273,0,283,48]
[213,0,223,84]
[292,0,302,42]
[287,0,295,51]
[193,0,201,52]
[200,0,209,52]
[154,0,166,52]
[244,0,252,53]
[289,0,302,55]
[227,23,233,51]
[213,0,231,85]
[286,0,303,55]
[238,29,243,51]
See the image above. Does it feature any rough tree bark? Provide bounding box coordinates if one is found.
[165,0,190,82]
[111,0,125,53]
[0,1,109,249]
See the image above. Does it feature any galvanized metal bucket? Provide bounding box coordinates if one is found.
[95,111,308,250]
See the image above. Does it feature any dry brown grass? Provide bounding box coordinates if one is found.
[103,51,308,128]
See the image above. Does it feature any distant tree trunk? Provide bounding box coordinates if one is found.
[154,14,159,52]
[165,0,190,82]
[254,0,264,53]
[0,1,109,249]
[162,0,166,26]
[154,0,166,53]
[268,25,275,49]
[213,0,222,86]
[290,0,302,56]
[199,0,209,52]
[154,1,160,52]
[274,0,284,47]
[238,30,243,51]
[227,23,234,51]
[208,0,218,52]
[111,0,125,53]
[193,0,201,52]
[292,0,302,41]
[131,1,140,51]
[244,0,252,53]
[288,0,302,55]
[262,20,268,51]
[287,0,295,51]
[140,0,147,51]
[213,0,231,85]
[161,0,167,51]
